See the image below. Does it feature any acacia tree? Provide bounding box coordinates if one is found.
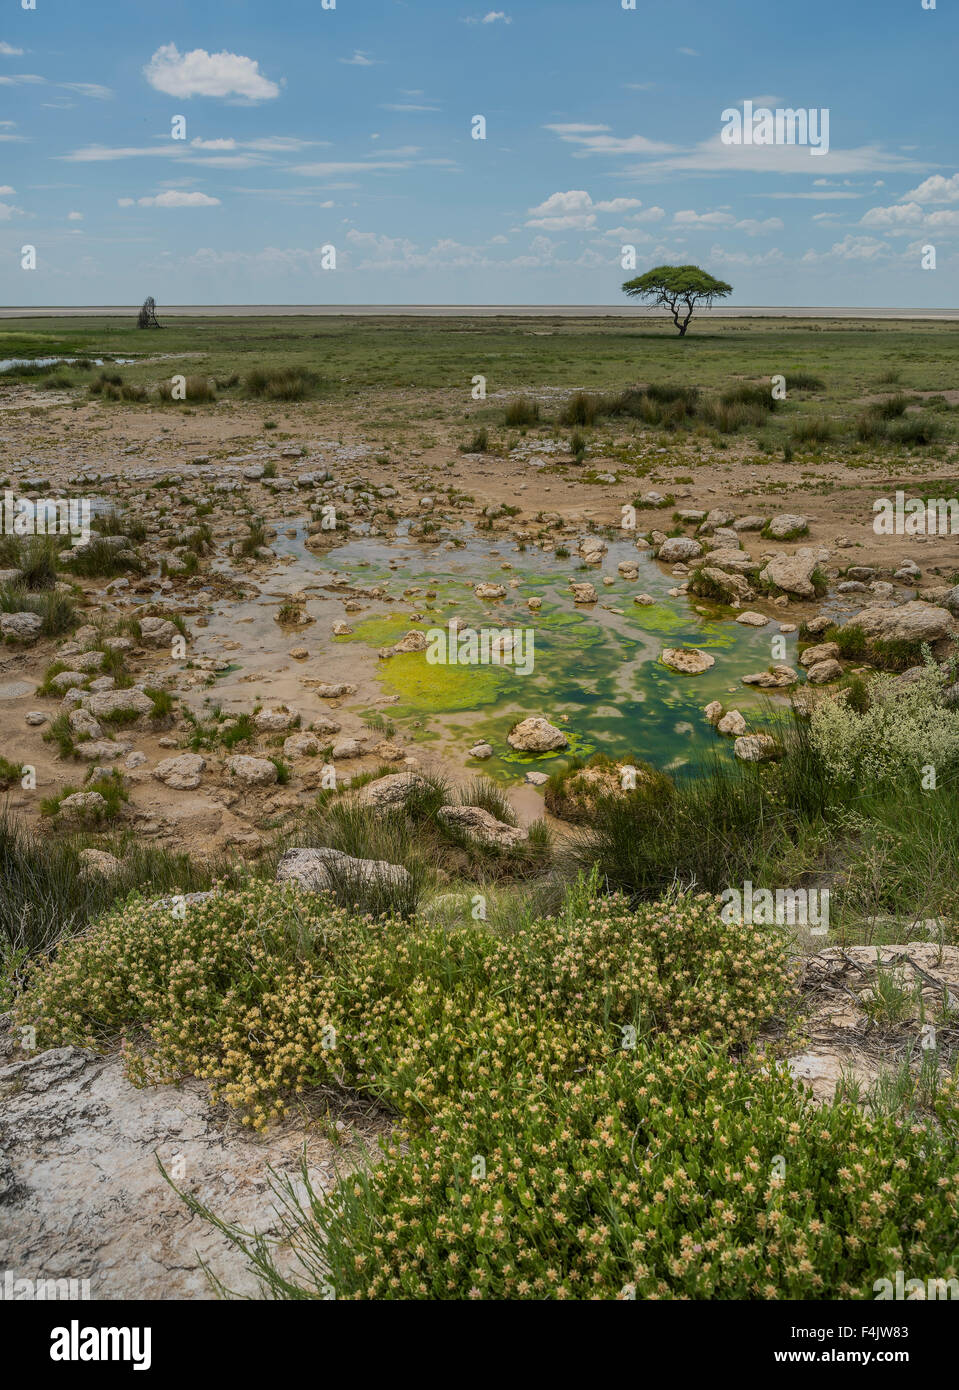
[622,264,732,336]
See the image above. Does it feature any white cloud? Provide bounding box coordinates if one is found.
[339,51,377,66]
[756,191,861,200]
[544,123,611,134]
[246,136,317,152]
[0,42,24,56]
[546,124,929,178]
[144,44,280,100]
[802,235,889,264]
[0,73,111,98]
[191,137,237,150]
[62,144,185,162]
[594,197,644,212]
[904,173,959,204]
[674,209,736,227]
[926,209,959,228]
[673,209,783,236]
[135,190,221,207]
[860,202,923,228]
[0,200,22,219]
[0,184,14,194]
[525,190,646,230]
[543,124,675,155]
[708,243,784,267]
[736,217,784,236]
[61,82,112,99]
[67,210,83,220]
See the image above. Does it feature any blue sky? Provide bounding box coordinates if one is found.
[1,0,957,306]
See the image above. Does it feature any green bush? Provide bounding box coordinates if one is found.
[808,662,959,784]
[16,881,794,1127]
[243,367,322,402]
[0,585,77,636]
[504,396,540,427]
[18,872,959,1300]
[559,392,601,427]
[0,810,219,960]
[220,1038,959,1300]
[0,534,61,590]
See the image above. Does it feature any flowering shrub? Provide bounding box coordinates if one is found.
[19,880,959,1298]
[310,1043,959,1300]
[17,882,792,1129]
[808,663,959,784]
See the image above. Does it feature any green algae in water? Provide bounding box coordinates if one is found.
[377,652,510,715]
[306,533,800,781]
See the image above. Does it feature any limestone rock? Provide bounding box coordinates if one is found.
[760,548,819,599]
[765,513,809,539]
[153,754,206,791]
[570,582,597,604]
[742,665,798,689]
[657,536,703,564]
[800,642,840,669]
[734,734,781,762]
[355,772,429,807]
[661,647,715,675]
[845,602,953,645]
[138,616,179,648]
[507,717,569,752]
[436,806,527,849]
[717,710,747,736]
[276,846,410,893]
[226,755,278,787]
[0,612,42,643]
[806,658,843,684]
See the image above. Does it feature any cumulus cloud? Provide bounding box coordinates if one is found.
[860,202,923,228]
[802,235,889,264]
[672,210,783,236]
[339,51,377,66]
[525,189,646,229]
[0,42,24,56]
[860,200,959,235]
[144,44,280,100]
[707,244,784,267]
[133,190,221,208]
[903,173,959,204]
[0,200,22,219]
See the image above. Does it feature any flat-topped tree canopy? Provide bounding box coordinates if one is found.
[622,264,733,336]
